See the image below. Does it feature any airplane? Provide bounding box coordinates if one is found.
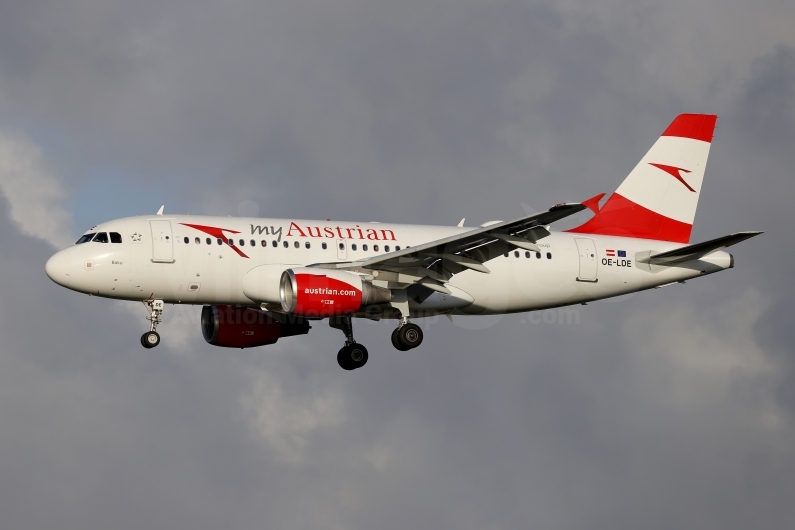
[45,114,761,370]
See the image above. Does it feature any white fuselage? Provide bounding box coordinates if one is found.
[45,214,733,317]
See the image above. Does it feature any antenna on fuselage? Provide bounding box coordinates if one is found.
[156,205,164,215]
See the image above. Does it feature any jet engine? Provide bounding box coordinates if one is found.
[201,305,310,348]
[280,268,391,317]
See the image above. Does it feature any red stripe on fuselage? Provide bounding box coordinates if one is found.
[567,193,692,243]
[180,223,249,258]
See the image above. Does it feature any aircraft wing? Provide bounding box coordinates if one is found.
[312,202,586,293]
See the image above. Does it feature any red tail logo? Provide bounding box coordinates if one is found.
[649,163,696,192]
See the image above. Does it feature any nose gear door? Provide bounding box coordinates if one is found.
[575,237,598,282]
[150,220,174,263]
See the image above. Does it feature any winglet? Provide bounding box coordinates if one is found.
[457,218,466,227]
[582,193,605,214]
[156,205,164,215]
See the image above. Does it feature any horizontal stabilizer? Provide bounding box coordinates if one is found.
[638,231,762,265]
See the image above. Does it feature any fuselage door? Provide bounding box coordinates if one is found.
[336,239,347,261]
[575,237,598,282]
[150,220,174,263]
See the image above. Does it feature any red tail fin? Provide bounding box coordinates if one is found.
[568,114,717,243]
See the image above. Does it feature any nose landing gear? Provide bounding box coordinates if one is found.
[141,299,164,349]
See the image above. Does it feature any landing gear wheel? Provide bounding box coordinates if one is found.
[337,344,369,370]
[141,299,164,348]
[391,328,411,351]
[141,331,160,349]
[398,323,423,349]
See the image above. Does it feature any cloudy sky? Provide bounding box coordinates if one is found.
[1,1,794,528]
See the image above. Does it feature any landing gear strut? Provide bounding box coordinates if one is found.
[391,318,423,351]
[329,316,368,370]
[141,299,164,349]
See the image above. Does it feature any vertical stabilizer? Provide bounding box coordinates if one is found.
[569,114,717,243]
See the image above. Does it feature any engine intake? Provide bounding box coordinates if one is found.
[280,268,391,317]
[201,305,310,348]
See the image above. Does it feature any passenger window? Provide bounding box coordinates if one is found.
[514,251,519,258]
[217,239,223,245]
[374,245,379,252]
[322,242,327,250]
[93,232,109,243]
[363,244,368,251]
[384,245,390,252]
[250,240,255,247]
[525,251,530,258]
[294,241,300,248]
[183,237,189,244]
[239,239,245,246]
[272,241,277,247]
[339,243,345,250]
[395,246,400,251]
[536,252,541,259]
[206,238,211,245]
[261,240,266,247]
[109,232,123,243]
[305,242,311,249]
[504,253,509,258]
[229,239,235,246]
[283,241,289,248]
[75,233,95,245]
[547,252,552,259]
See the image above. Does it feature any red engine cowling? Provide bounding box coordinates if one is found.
[280,268,391,317]
[201,305,311,348]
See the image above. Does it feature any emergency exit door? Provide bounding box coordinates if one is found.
[575,238,598,282]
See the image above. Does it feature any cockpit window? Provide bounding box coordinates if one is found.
[93,232,109,243]
[75,233,95,245]
[110,232,122,243]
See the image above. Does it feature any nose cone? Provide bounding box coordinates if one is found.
[45,250,73,287]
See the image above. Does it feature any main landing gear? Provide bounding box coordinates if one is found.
[141,299,164,349]
[391,319,423,351]
[329,313,423,371]
[329,316,369,370]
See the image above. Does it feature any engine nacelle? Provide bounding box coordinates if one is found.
[280,268,391,317]
[201,305,310,348]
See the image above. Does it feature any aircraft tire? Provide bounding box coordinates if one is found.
[141,331,160,349]
[338,344,368,370]
[391,328,411,351]
[398,323,423,349]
